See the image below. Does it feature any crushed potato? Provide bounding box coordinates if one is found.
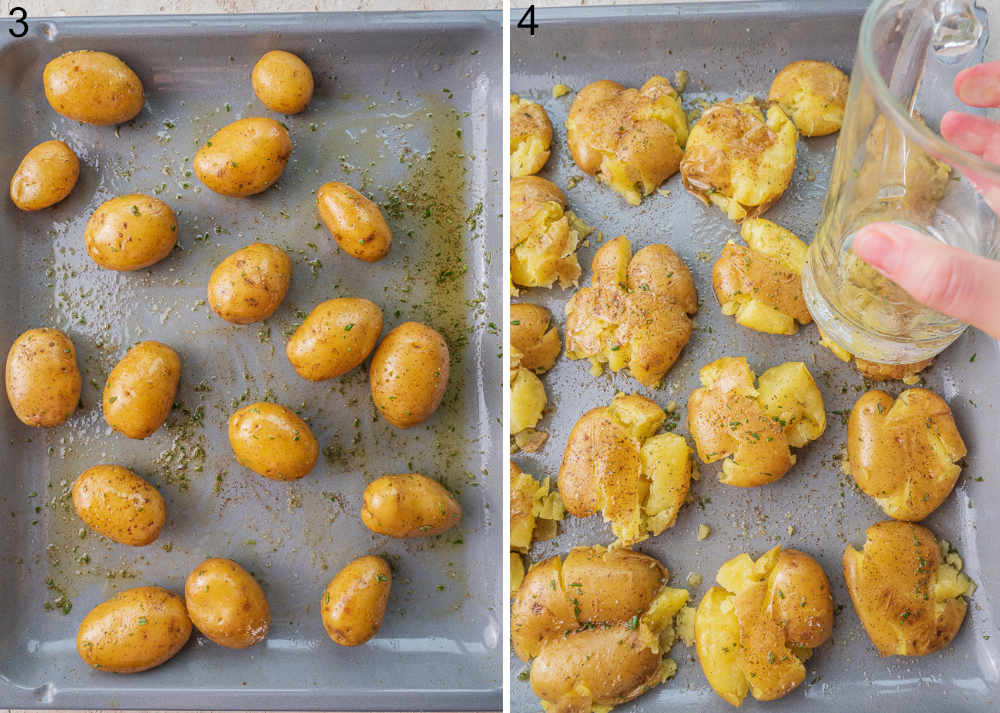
[511,176,591,290]
[768,60,849,137]
[510,346,546,436]
[510,94,553,177]
[552,83,572,98]
[817,327,934,381]
[510,461,565,553]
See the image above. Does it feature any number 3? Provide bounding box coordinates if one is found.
[9,7,28,38]
[517,5,538,36]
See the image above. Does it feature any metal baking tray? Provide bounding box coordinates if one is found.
[0,11,501,710]
[511,2,998,711]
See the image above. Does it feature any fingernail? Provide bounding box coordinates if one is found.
[957,71,1000,107]
[853,228,901,275]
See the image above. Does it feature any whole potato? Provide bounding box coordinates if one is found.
[252,50,314,114]
[286,298,383,381]
[369,321,450,428]
[194,117,291,197]
[321,555,391,646]
[10,140,80,211]
[103,341,180,439]
[316,182,392,262]
[5,327,81,427]
[228,401,318,480]
[72,465,166,546]
[361,473,461,538]
[43,50,144,126]
[207,242,292,324]
[76,585,191,673]
[185,558,270,649]
[85,194,178,271]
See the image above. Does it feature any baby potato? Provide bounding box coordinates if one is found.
[817,328,933,383]
[510,461,563,553]
[510,94,552,176]
[72,465,166,546]
[103,341,180,439]
[510,303,560,374]
[769,60,849,137]
[76,585,191,673]
[228,401,318,480]
[194,117,291,197]
[321,555,391,646]
[251,50,314,114]
[5,327,81,427]
[316,182,392,262]
[85,194,178,271]
[361,473,461,538]
[185,558,270,649]
[286,298,383,381]
[207,242,291,324]
[10,140,80,211]
[369,321,450,429]
[43,50,144,126]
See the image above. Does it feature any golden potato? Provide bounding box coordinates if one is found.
[185,558,270,649]
[251,50,314,114]
[194,117,291,197]
[558,394,692,546]
[76,586,191,673]
[321,555,391,646]
[207,242,291,324]
[317,182,392,262]
[714,218,812,334]
[5,327,81,427]
[85,194,178,271]
[844,521,972,656]
[817,328,933,383]
[510,176,590,290]
[103,341,180,439]
[72,465,166,546]
[510,347,546,437]
[510,94,552,176]
[768,60,849,137]
[566,76,688,205]
[510,552,525,597]
[369,321,449,429]
[510,461,563,552]
[695,546,833,706]
[43,50,144,126]
[681,98,797,221]
[687,357,825,487]
[847,389,966,521]
[227,401,319,480]
[10,140,79,211]
[286,298,382,381]
[510,303,560,373]
[564,235,697,388]
[361,473,461,538]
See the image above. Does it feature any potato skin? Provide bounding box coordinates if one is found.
[369,321,450,428]
[207,242,292,324]
[194,117,291,197]
[72,465,166,546]
[361,473,461,538]
[76,586,191,673]
[286,298,383,380]
[185,558,270,649]
[317,182,392,262]
[43,50,144,126]
[103,341,180,439]
[85,194,178,271]
[509,303,560,374]
[321,555,392,646]
[251,50,314,114]
[5,327,81,427]
[227,401,318,480]
[10,140,80,211]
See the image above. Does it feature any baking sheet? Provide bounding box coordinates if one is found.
[510,2,1000,711]
[0,11,501,710]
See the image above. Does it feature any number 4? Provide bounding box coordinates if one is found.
[517,5,538,36]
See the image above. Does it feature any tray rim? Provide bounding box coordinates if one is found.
[509,0,870,23]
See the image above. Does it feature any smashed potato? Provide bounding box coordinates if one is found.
[511,176,591,290]
[817,328,933,382]
[847,388,966,521]
[510,461,564,552]
[564,235,697,388]
[768,60,849,137]
[510,303,561,374]
[687,357,825,487]
[511,345,547,438]
[695,546,833,706]
[681,98,797,221]
[511,94,553,177]
[558,393,693,546]
[844,521,972,656]
[713,218,811,334]
[566,76,688,205]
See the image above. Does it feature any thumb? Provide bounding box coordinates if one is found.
[852,222,1000,340]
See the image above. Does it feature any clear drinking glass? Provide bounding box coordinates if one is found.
[802,0,1000,364]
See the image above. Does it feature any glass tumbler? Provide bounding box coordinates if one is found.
[802,0,1000,364]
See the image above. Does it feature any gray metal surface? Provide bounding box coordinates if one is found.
[511,2,999,711]
[0,11,501,710]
